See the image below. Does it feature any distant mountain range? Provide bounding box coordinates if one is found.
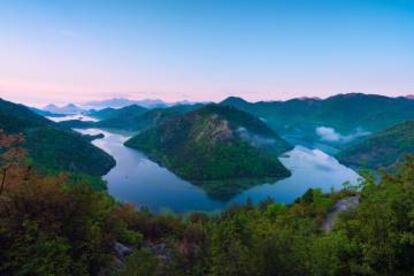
[30,107,67,117]
[43,103,86,115]
[23,92,414,176]
[37,98,200,116]
[61,103,202,132]
[220,93,414,147]
[84,97,198,109]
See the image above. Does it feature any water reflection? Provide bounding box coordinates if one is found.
[76,128,361,213]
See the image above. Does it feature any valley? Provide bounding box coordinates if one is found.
[38,93,414,211]
[3,2,413,273]
[75,128,359,213]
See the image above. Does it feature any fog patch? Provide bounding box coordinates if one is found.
[237,127,275,146]
[316,126,370,143]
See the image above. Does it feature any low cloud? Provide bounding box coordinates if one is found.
[316,126,370,143]
[237,127,276,146]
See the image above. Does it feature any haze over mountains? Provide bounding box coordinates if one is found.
[28,92,414,177]
[43,103,86,115]
[7,92,414,181]
[51,93,414,142]
[85,98,168,109]
[3,92,414,274]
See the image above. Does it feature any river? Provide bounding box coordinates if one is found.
[76,128,361,213]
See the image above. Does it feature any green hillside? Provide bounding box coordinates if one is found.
[337,121,414,170]
[95,104,200,131]
[87,107,119,120]
[221,93,414,145]
[0,98,115,176]
[94,105,147,121]
[125,104,292,189]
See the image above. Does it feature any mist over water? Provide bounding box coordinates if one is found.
[316,126,371,143]
[47,115,98,122]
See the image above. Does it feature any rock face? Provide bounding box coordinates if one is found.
[125,104,292,182]
[323,196,360,232]
[114,242,132,259]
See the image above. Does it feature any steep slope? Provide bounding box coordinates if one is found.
[125,104,292,182]
[0,98,115,176]
[337,121,414,169]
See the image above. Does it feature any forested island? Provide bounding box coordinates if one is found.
[125,105,292,192]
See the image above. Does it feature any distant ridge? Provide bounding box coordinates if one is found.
[220,93,414,146]
[43,103,85,115]
[85,98,167,109]
[337,121,414,170]
[84,97,201,109]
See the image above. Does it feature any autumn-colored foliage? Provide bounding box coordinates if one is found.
[2,130,414,275]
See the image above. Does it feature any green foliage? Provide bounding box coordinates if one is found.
[66,173,108,191]
[95,104,199,131]
[125,104,292,198]
[23,126,115,176]
[2,125,414,275]
[337,121,414,169]
[0,98,115,176]
[0,177,110,274]
[120,249,160,276]
[221,93,414,145]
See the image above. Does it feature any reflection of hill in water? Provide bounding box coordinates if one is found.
[75,127,360,213]
[194,177,282,201]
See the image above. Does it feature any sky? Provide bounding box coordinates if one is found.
[0,0,413,106]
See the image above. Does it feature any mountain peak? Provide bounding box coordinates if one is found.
[220,96,250,106]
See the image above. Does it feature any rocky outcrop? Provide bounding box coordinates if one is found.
[323,196,360,232]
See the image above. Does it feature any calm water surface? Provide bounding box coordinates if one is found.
[76,128,361,213]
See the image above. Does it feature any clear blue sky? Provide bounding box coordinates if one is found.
[0,0,413,105]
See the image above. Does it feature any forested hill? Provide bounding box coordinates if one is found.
[337,121,414,170]
[88,104,148,121]
[61,104,202,132]
[0,98,115,176]
[221,93,414,142]
[2,127,414,275]
[125,104,292,183]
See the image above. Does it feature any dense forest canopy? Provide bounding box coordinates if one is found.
[125,104,292,199]
[0,98,115,176]
[1,130,414,275]
[221,94,414,147]
[337,121,414,170]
